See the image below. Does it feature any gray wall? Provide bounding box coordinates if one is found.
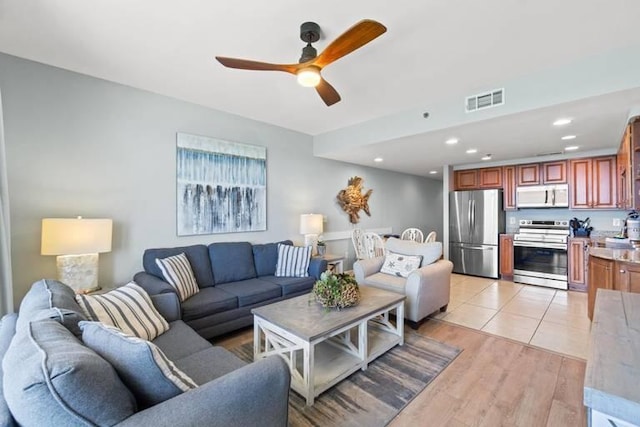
[0,53,442,307]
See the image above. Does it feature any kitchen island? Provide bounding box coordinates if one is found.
[584,289,640,427]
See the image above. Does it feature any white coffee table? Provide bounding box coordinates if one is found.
[251,286,405,405]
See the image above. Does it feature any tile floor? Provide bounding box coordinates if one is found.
[433,274,591,359]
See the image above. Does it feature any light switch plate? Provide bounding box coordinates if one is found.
[509,217,516,225]
[613,218,622,227]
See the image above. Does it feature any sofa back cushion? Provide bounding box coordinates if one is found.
[252,240,293,277]
[16,279,86,337]
[81,322,198,409]
[143,245,214,288]
[385,238,442,267]
[209,242,257,285]
[3,319,136,426]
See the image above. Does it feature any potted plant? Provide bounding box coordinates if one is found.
[312,271,360,310]
[316,237,326,256]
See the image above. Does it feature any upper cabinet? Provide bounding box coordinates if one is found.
[516,163,540,186]
[516,161,567,186]
[569,156,617,209]
[618,119,640,210]
[454,167,502,190]
[503,166,517,210]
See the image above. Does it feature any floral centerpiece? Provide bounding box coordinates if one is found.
[312,271,360,310]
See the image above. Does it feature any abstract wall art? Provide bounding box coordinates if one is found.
[176,133,266,235]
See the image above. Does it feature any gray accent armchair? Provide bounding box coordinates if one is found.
[353,237,453,327]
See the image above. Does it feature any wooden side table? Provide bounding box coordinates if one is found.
[316,254,344,274]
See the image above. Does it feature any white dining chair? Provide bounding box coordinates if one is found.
[425,231,437,242]
[351,228,366,260]
[401,228,424,243]
[361,232,386,259]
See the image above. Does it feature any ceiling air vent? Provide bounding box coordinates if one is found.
[465,88,505,112]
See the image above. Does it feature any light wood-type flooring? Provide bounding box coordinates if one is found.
[217,275,589,426]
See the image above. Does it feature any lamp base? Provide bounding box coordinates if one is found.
[304,234,319,256]
[56,253,100,294]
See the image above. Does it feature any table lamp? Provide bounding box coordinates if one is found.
[300,213,323,255]
[41,217,113,294]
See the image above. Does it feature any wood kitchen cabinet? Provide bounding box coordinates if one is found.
[588,256,614,319]
[499,234,514,279]
[568,238,589,292]
[515,161,567,186]
[502,166,516,210]
[569,156,617,209]
[616,262,640,293]
[617,124,632,209]
[516,163,540,186]
[454,167,503,190]
[541,161,567,184]
[454,169,478,189]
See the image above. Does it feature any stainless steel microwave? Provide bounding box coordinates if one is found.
[515,184,569,208]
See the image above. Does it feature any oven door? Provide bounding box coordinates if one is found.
[513,241,568,289]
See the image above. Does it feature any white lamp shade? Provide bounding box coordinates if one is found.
[299,214,323,235]
[41,218,113,255]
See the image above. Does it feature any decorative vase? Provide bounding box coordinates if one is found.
[312,272,360,310]
[317,245,326,256]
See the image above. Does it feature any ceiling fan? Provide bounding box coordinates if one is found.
[215,19,387,106]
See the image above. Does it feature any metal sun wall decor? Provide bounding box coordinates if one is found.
[336,176,372,224]
[176,133,266,236]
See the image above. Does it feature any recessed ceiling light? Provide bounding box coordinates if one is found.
[561,135,576,140]
[429,170,438,175]
[481,154,492,161]
[565,145,579,151]
[445,138,459,145]
[553,118,572,126]
[373,157,383,162]
[466,148,477,154]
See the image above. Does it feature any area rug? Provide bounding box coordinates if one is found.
[229,332,461,427]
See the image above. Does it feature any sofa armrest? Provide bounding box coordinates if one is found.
[150,293,181,322]
[116,356,290,427]
[404,259,453,320]
[133,271,176,296]
[308,257,327,279]
[353,257,385,282]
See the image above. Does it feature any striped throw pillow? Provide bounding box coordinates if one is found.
[155,253,199,302]
[80,321,198,408]
[275,244,311,277]
[75,282,169,341]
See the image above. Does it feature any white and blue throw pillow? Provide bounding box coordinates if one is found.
[80,321,198,408]
[275,244,312,277]
[155,252,200,302]
[380,252,423,278]
[75,282,169,341]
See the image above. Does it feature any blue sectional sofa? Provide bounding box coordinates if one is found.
[0,279,290,426]
[134,240,326,339]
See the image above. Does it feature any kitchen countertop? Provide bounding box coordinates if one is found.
[584,289,640,426]
[589,247,640,264]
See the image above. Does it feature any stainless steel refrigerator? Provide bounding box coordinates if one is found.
[449,189,505,278]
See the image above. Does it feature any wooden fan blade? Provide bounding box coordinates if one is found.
[316,78,341,106]
[312,19,386,69]
[215,57,299,74]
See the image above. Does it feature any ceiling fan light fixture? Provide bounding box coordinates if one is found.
[297,66,321,87]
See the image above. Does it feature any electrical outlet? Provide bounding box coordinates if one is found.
[509,217,516,225]
[344,251,349,259]
[613,218,622,227]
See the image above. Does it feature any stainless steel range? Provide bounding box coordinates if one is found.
[513,219,570,290]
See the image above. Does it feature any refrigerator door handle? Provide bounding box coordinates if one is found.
[471,199,476,237]
[467,199,473,239]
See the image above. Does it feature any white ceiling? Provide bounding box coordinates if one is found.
[1,1,640,177]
